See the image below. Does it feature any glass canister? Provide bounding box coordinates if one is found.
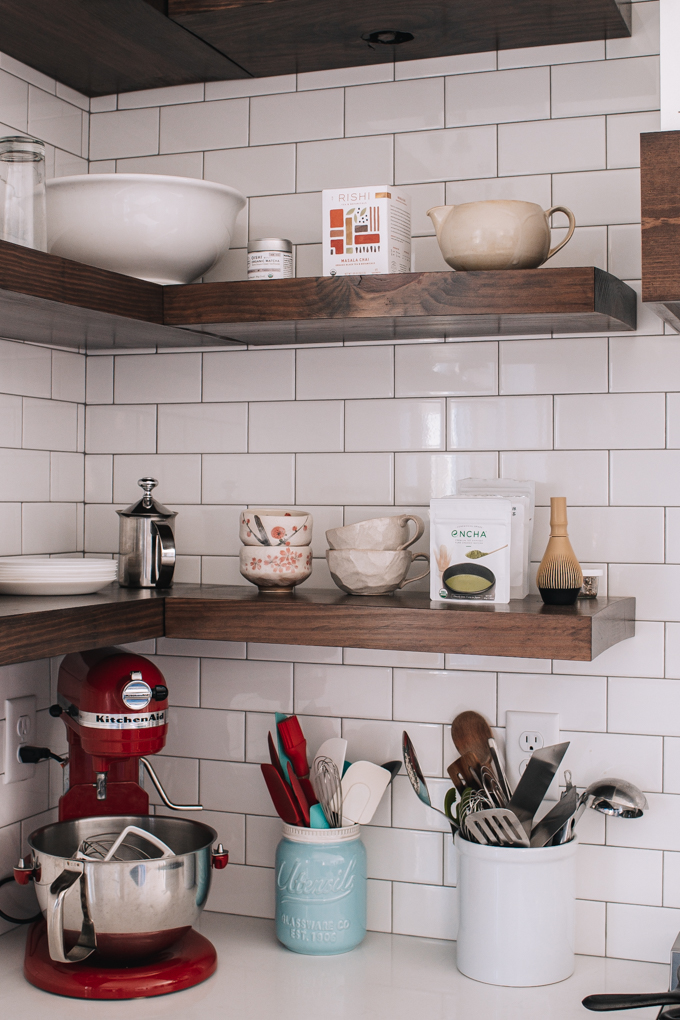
[0,135,46,251]
[275,823,366,955]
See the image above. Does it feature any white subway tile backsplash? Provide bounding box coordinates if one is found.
[545,223,608,271]
[296,346,394,400]
[157,402,247,453]
[392,881,458,940]
[28,86,82,155]
[666,739,680,792]
[84,503,121,553]
[115,151,203,178]
[607,793,680,851]
[607,0,659,59]
[201,658,293,713]
[118,83,204,110]
[0,67,27,131]
[249,400,343,452]
[51,350,85,403]
[552,55,659,118]
[577,844,662,906]
[345,648,444,669]
[0,339,51,398]
[84,455,112,503]
[610,564,680,622]
[445,173,552,208]
[611,451,680,505]
[249,192,321,245]
[0,393,21,447]
[395,124,496,184]
[114,353,202,404]
[22,502,77,554]
[446,66,550,127]
[562,730,662,792]
[394,451,498,504]
[113,454,202,503]
[0,449,50,500]
[50,452,84,502]
[342,719,442,777]
[609,677,680,736]
[411,234,452,272]
[555,393,665,449]
[85,355,113,404]
[0,504,21,556]
[160,98,248,153]
[606,903,680,964]
[501,450,609,505]
[173,503,243,556]
[200,760,275,816]
[346,398,445,452]
[664,851,680,907]
[204,144,295,197]
[206,75,296,101]
[499,673,607,731]
[251,89,343,146]
[607,110,660,168]
[86,403,156,454]
[576,898,607,955]
[552,168,641,226]
[249,643,342,664]
[394,669,496,726]
[294,663,392,720]
[499,337,608,395]
[299,63,393,90]
[296,453,393,505]
[203,350,294,402]
[532,505,663,563]
[449,395,553,450]
[89,107,159,161]
[202,454,295,504]
[498,40,605,69]
[554,622,664,679]
[346,78,444,137]
[396,342,498,397]
[297,135,394,192]
[162,706,244,761]
[398,51,496,79]
[608,223,642,279]
[498,116,606,176]
[363,826,442,884]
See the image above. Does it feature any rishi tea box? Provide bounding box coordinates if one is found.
[322,186,411,276]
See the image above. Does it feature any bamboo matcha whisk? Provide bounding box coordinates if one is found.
[536,497,583,605]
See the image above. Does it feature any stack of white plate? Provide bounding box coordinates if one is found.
[0,557,118,595]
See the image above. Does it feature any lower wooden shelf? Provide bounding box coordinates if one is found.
[0,584,635,666]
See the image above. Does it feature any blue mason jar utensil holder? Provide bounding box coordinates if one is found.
[275,822,366,955]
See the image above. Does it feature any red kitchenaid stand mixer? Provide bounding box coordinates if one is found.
[13,646,228,1000]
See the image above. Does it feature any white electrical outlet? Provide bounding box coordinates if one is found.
[505,711,560,801]
[3,695,36,784]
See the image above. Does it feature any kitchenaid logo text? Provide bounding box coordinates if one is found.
[78,709,166,730]
[451,530,487,538]
[276,859,356,902]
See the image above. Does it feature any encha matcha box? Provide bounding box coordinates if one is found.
[430,497,513,604]
[322,186,411,276]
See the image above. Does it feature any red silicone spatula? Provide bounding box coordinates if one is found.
[287,762,310,826]
[277,715,317,805]
[260,763,303,825]
[268,731,287,781]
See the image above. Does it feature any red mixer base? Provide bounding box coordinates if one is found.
[23,920,217,999]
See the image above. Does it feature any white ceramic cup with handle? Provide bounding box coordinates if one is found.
[326,548,429,596]
[326,515,424,552]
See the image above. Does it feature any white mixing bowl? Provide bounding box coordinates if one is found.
[46,173,246,284]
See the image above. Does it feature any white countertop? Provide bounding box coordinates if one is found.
[0,912,670,1020]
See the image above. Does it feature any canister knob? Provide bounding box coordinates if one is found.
[138,477,159,509]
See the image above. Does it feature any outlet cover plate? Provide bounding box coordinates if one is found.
[505,711,560,801]
[3,695,36,784]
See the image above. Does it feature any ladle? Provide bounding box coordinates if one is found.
[582,778,648,819]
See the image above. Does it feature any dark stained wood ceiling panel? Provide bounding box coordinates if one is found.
[168,0,631,79]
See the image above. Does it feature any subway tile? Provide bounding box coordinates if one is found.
[363,826,442,884]
[114,353,202,404]
[346,78,444,137]
[0,53,55,92]
[391,775,451,833]
[202,453,295,504]
[666,394,680,448]
[398,182,445,236]
[84,503,121,553]
[0,449,49,500]
[89,107,159,161]
[445,173,552,208]
[501,450,609,505]
[296,346,393,400]
[607,793,680,851]
[394,451,498,504]
[608,223,642,279]
[22,502,77,554]
[545,224,607,271]
[84,455,112,503]
[609,677,680,736]
[609,1,659,58]
[174,555,200,583]
[342,719,442,777]
[448,395,553,450]
[606,903,680,963]
[206,863,274,918]
[53,148,87,178]
[0,659,50,708]
[203,349,294,402]
[611,451,680,505]
[206,75,296,100]
[50,452,84,502]
[393,668,496,725]
[160,98,248,153]
[54,84,90,111]
[344,648,444,669]
[531,505,664,563]
[499,673,606,731]
[200,556,243,585]
[85,355,113,404]
[0,504,21,556]
[157,402,247,453]
[446,651,551,673]
[0,392,21,446]
[555,393,665,449]
[667,510,680,565]
[609,564,680,622]
[297,135,394,192]
[157,637,245,659]
[498,40,605,69]
[411,235,451,272]
[113,454,201,504]
[554,621,664,678]
[201,658,293,713]
[294,663,392,720]
[296,453,393,505]
[395,342,497,397]
[666,738,680,792]
[118,82,204,110]
[395,124,496,185]
[249,400,343,452]
[0,338,51,397]
[499,337,608,395]
[397,51,496,79]
[607,111,660,168]
[245,813,281,868]
[251,89,343,145]
[146,656,199,708]
[249,192,321,245]
[577,844,662,905]
[446,66,549,127]
[295,243,321,277]
[664,851,680,906]
[619,280,664,336]
[299,63,394,89]
[28,86,82,155]
[115,151,203,178]
[204,144,295,197]
[553,168,641,226]
[0,762,48,828]
[173,504,243,556]
[85,403,156,454]
[248,643,342,664]
[162,706,244,761]
[392,881,458,940]
[0,67,27,131]
[562,730,662,792]
[498,117,606,176]
[200,760,275,816]
[552,56,659,118]
[346,398,445,452]
[202,246,247,282]
[367,879,392,933]
[51,350,85,403]
[575,898,606,956]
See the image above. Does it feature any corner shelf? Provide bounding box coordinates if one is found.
[0,241,637,350]
[0,584,635,667]
[641,130,680,332]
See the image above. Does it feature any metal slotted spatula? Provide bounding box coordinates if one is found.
[464,806,530,847]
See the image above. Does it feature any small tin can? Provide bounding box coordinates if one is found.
[275,823,366,955]
[247,237,294,280]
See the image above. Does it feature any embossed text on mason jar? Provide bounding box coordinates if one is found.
[276,857,356,902]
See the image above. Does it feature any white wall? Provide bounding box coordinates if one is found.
[2,1,680,964]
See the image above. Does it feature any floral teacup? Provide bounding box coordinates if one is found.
[239,545,313,591]
[239,509,312,547]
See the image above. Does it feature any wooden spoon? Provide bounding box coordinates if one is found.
[451,711,493,765]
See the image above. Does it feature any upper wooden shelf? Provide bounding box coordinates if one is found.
[0,584,635,667]
[641,130,680,332]
[0,0,631,97]
[0,241,637,350]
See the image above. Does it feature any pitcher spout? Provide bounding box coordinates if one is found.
[426,205,451,239]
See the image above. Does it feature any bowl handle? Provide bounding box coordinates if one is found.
[398,553,430,589]
[397,515,425,550]
[545,206,576,260]
[46,862,97,964]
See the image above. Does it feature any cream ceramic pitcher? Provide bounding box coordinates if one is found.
[427,200,576,270]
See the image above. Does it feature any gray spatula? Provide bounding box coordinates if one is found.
[508,742,570,837]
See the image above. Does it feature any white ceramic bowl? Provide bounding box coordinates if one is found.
[326,549,430,596]
[46,174,246,284]
[239,546,312,591]
[239,509,312,547]
[0,580,116,596]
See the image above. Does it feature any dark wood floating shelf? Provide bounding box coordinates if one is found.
[641,130,680,333]
[0,0,631,97]
[0,584,635,668]
[0,241,636,351]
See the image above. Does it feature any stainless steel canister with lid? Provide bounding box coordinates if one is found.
[247,237,294,279]
[116,478,177,588]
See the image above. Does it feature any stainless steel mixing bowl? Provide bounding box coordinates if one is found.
[28,815,219,964]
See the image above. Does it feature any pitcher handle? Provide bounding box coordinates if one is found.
[46,863,96,964]
[397,514,425,551]
[152,521,176,588]
[545,206,576,261]
[398,553,430,589]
